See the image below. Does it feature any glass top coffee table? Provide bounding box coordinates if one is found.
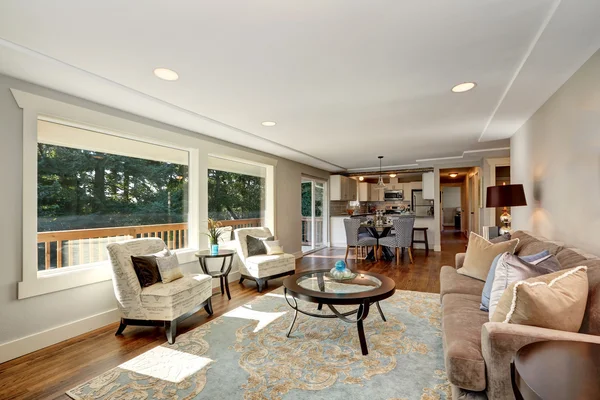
[283,270,396,355]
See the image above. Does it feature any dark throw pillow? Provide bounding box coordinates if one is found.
[246,235,275,257]
[131,248,170,287]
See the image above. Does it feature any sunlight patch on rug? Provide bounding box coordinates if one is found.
[120,346,212,383]
[224,304,288,332]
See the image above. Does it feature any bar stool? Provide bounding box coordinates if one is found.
[411,227,429,256]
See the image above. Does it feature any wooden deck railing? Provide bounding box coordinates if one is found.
[301,216,324,246]
[218,218,262,230]
[37,218,262,270]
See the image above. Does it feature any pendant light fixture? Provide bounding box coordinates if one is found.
[375,156,387,190]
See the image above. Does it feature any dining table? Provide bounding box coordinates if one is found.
[360,222,395,261]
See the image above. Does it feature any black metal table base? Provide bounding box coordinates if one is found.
[364,226,394,261]
[197,253,234,300]
[365,246,394,261]
[284,290,387,355]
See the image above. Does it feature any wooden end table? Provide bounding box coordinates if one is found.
[195,249,235,300]
[512,340,600,400]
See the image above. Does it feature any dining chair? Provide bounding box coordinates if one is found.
[343,218,378,262]
[379,216,416,264]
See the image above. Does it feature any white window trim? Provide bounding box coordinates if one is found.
[12,89,201,299]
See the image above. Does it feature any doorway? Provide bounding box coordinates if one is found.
[441,186,461,232]
[439,167,472,248]
[301,177,328,254]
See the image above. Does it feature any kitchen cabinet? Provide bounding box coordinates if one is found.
[370,184,385,201]
[358,182,370,201]
[330,216,348,247]
[330,175,357,201]
[347,178,357,201]
[422,172,435,200]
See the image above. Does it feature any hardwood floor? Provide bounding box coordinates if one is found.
[0,233,465,400]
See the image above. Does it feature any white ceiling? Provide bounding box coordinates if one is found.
[1,0,599,172]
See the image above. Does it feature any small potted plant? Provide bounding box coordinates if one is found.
[204,218,224,255]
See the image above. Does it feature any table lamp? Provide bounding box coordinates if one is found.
[486,184,527,234]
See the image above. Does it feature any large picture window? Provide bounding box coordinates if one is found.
[207,156,266,231]
[37,120,189,271]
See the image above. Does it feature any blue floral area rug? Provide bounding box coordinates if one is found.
[67,288,450,400]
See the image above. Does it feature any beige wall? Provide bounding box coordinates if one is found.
[511,49,600,254]
[0,73,329,350]
[275,161,329,254]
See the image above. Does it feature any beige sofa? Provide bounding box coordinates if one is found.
[440,230,600,399]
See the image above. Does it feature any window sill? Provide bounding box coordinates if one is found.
[18,263,113,299]
[18,248,199,299]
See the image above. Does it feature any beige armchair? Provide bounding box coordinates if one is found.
[107,238,213,344]
[234,227,295,292]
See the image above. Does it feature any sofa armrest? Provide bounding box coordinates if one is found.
[455,253,466,269]
[481,322,600,399]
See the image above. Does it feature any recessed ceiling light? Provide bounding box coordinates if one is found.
[389,173,397,178]
[358,176,364,181]
[153,68,179,81]
[261,121,276,127]
[451,82,476,93]
[449,173,459,178]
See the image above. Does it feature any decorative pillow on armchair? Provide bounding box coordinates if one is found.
[131,248,170,287]
[246,235,275,257]
[491,266,588,332]
[457,232,519,281]
[488,252,561,319]
[263,240,284,255]
[156,253,184,283]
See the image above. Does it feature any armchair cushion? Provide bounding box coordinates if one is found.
[141,274,212,321]
[244,253,295,278]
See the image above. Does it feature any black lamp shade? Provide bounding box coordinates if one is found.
[486,184,527,208]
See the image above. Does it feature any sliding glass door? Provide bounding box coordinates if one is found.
[301,177,327,253]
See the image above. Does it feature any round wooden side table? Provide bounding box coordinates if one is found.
[195,249,235,300]
[512,340,600,400]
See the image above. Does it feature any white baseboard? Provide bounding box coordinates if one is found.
[0,308,120,364]
[0,270,245,364]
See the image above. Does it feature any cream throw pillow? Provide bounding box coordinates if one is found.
[491,266,589,332]
[263,240,284,255]
[156,253,184,283]
[457,232,519,281]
